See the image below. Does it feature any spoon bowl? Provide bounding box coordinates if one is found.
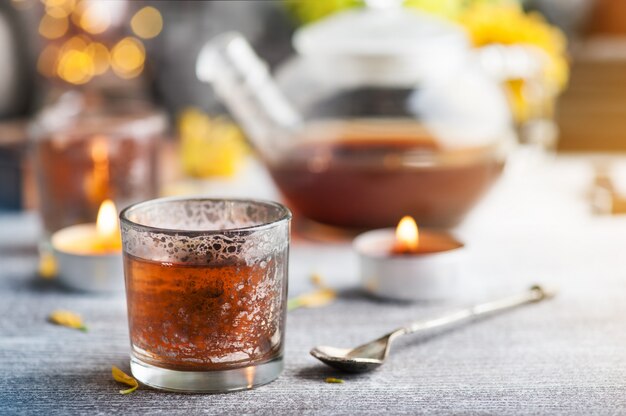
[311,333,397,373]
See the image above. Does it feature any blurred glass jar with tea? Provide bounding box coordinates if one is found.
[31,93,166,236]
[197,0,531,229]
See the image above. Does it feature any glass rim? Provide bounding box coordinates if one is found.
[119,196,292,236]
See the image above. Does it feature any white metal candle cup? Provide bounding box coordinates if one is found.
[354,229,465,301]
[51,224,124,293]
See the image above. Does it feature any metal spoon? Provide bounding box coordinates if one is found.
[310,285,553,373]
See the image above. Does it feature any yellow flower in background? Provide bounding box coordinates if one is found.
[459,3,568,87]
[178,108,248,178]
[457,3,569,121]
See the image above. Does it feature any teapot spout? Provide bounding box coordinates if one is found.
[196,32,301,161]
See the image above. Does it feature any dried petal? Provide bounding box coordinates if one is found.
[288,287,336,311]
[39,252,57,279]
[325,377,344,384]
[48,310,87,332]
[289,273,337,311]
[112,366,139,394]
[310,273,324,288]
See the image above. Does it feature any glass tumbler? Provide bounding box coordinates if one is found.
[119,197,291,392]
[31,93,165,237]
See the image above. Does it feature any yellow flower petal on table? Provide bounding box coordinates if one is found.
[289,273,337,311]
[288,287,337,311]
[38,252,57,279]
[112,366,139,394]
[48,310,87,332]
[310,272,325,288]
[325,377,345,384]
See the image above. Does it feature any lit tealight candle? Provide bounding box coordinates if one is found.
[354,216,465,301]
[393,216,419,254]
[51,199,124,293]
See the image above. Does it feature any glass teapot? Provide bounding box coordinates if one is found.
[196,0,537,229]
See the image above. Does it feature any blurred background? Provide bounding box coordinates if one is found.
[2,0,626,246]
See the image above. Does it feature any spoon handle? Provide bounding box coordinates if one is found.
[400,285,551,336]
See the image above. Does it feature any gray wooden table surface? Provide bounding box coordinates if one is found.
[2,156,626,415]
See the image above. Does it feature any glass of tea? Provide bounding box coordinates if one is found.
[119,197,291,392]
[31,92,165,237]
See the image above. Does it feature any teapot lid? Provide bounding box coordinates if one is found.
[293,0,469,59]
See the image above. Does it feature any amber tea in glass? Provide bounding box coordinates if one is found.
[120,198,291,392]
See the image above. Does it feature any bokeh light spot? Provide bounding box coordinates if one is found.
[85,42,110,75]
[61,35,89,53]
[43,0,71,7]
[78,1,111,34]
[57,48,94,84]
[45,0,76,18]
[131,6,163,39]
[111,37,145,78]
[38,14,69,39]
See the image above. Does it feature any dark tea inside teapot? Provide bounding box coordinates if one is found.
[268,119,504,228]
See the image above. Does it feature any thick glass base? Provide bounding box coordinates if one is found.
[130,356,283,393]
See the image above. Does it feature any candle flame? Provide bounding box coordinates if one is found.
[395,216,419,253]
[96,199,119,241]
